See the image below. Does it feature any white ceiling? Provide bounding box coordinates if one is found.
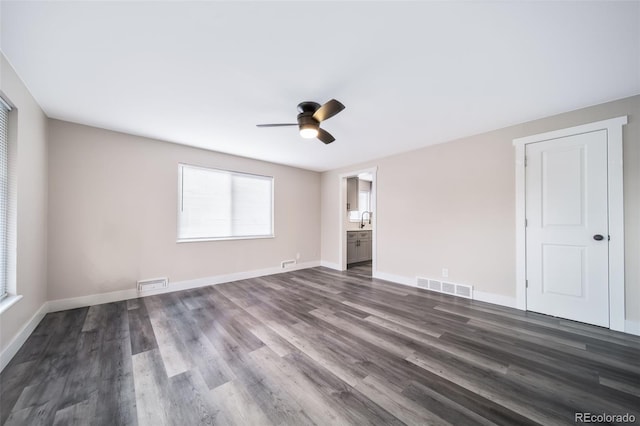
[1,1,639,172]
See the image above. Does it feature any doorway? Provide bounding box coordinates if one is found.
[513,117,627,331]
[339,167,377,275]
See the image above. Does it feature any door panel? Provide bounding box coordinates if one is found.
[542,146,584,226]
[526,130,609,327]
[542,244,584,297]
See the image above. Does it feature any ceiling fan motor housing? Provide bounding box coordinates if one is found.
[297,102,321,133]
[297,113,319,129]
[297,101,320,114]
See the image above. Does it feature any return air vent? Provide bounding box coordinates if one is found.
[455,284,472,298]
[281,259,297,268]
[416,277,473,299]
[137,277,168,292]
[442,282,456,294]
[428,280,442,292]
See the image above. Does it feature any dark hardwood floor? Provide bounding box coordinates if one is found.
[1,266,639,425]
[347,261,373,278]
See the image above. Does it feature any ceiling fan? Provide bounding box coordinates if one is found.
[256,99,345,144]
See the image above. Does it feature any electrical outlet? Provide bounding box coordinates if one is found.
[296,252,301,260]
[442,268,449,278]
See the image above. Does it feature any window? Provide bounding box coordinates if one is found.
[349,190,371,222]
[349,176,372,223]
[0,99,9,300]
[178,164,273,241]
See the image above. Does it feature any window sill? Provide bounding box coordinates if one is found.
[177,234,275,243]
[0,294,23,315]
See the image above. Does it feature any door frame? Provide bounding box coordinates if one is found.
[338,167,378,272]
[513,116,627,332]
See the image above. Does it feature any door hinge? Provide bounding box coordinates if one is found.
[347,203,350,210]
[524,156,527,167]
[526,279,528,288]
[525,218,528,227]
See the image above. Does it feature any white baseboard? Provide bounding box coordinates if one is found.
[473,290,517,309]
[0,302,49,372]
[320,260,341,271]
[375,271,640,336]
[47,260,321,312]
[372,270,416,287]
[48,288,138,313]
[373,270,518,309]
[625,319,640,336]
[134,260,321,298]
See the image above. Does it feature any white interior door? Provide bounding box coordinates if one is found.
[525,130,609,327]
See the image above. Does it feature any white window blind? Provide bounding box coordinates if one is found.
[178,164,273,241]
[0,100,10,300]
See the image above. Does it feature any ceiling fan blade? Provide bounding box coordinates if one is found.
[256,123,297,127]
[317,128,335,144]
[312,99,345,122]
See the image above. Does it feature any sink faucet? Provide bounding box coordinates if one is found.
[360,211,372,229]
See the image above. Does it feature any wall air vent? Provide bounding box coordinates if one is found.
[455,284,472,298]
[442,282,456,294]
[428,280,442,292]
[416,277,473,300]
[137,277,168,292]
[417,277,429,288]
[281,259,297,268]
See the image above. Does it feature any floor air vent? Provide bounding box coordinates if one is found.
[416,277,473,299]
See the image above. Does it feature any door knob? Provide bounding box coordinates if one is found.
[593,234,604,241]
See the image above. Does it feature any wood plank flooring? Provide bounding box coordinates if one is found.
[1,265,639,425]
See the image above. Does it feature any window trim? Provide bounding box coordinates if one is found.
[176,163,275,243]
[0,98,11,304]
[0,94,19,315]
[0,294,22,315]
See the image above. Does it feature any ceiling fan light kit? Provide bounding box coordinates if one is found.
[299,125,319,139]
[257,99,345,144]
[297,110,320,138]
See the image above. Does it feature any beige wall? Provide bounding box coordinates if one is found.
[0,54,49,353]
[47,120,320,300]
[1,57,637,361]
[321,95,640,322]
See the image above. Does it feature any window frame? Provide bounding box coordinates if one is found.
[0,95,21,314]
[177,163,275,243]
[0,99,9,302]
